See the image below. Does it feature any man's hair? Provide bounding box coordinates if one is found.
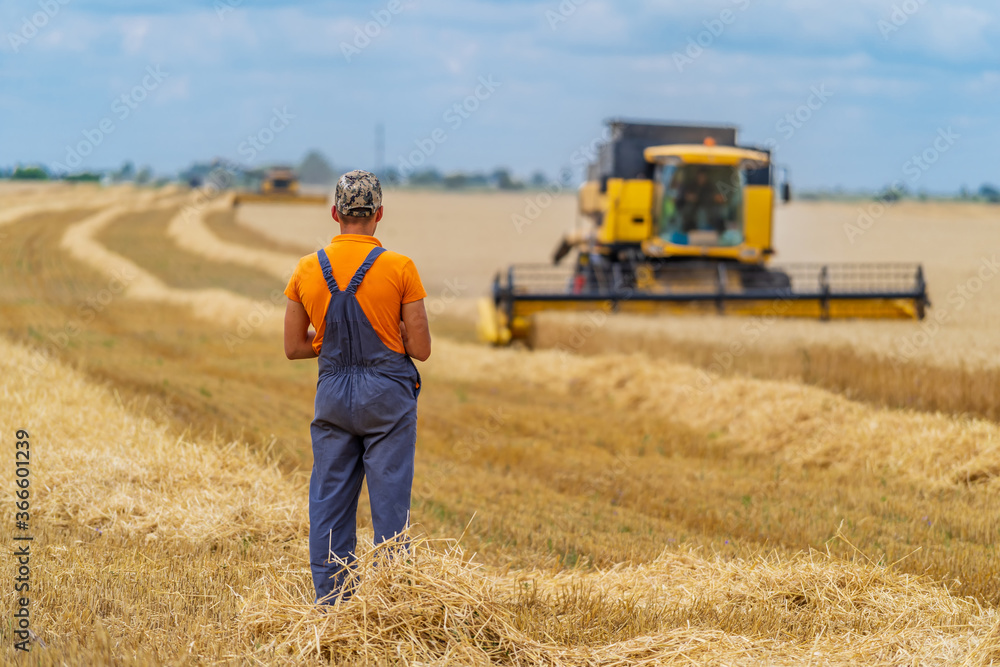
[338,208,378,225]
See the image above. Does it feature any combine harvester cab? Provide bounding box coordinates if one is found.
[479,119,930,346]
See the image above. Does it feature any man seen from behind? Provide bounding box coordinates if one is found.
[283,170,431,605]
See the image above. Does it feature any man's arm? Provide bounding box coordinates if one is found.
[400,299,431,361]
[284,299,318,360]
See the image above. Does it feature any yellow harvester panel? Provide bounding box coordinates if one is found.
[743,185,773,252]
[598,179,654,245]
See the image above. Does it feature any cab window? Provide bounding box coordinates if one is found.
[655,164,744,247]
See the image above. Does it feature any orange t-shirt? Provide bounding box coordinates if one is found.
[284,234,426,355]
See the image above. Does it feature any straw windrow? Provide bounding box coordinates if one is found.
[2,333,999,665]
[239,532,1000,665]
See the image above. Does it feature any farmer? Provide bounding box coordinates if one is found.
[283,170,431,605]
[676,167,726,232]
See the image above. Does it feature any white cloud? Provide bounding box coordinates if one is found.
[921,5,995,61]
[544,0,630,44]
[153,74,190,104]
[962,70,1000,94]
[118,17,151,55]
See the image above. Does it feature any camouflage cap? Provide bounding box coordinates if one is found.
[335,170,382,217]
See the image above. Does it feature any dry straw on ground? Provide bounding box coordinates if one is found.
[0,331,305,544]
[241,531,1000,666]
[531,310,1000,422]
[5,191,1000,664]
[0,183,126,229]
[427,338,1000,489]
[58,189,285,333]
[2,335,999,665]
[166,193,300,281]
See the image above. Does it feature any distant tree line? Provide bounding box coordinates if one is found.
[290,150,555,191]
[797,182,1000,204]
[974,184,1000,203]
[2,161,163,185]
[2,150,559,192]
[12,151,997,201]
[380,166,552,190]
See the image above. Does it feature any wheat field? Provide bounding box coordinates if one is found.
[2,184,1000,664]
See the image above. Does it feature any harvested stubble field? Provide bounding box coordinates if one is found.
[2,185,1000,665]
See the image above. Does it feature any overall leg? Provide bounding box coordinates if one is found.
[309,418,364,604]
[363,405,417,550]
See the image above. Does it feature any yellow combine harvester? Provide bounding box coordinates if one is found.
[233,167,328,206]
[479,119,929,345]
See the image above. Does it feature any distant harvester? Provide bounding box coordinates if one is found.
[233,167,328,207]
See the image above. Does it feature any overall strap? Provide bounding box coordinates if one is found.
[316,249,339,294]
[346,246,387,295]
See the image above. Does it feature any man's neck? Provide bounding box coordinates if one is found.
[338,224,377,236]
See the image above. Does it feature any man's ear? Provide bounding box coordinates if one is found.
[332,206,341,222]
[374,206,384,223]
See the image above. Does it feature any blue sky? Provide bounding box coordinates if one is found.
[1,0,998,190]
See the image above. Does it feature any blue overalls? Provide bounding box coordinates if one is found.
[309,245,421,604]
